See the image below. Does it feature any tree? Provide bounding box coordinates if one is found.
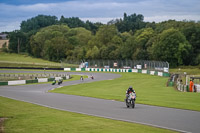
[132,28,155,60]
[9,30,27,53]
[151,28,191,67]
[60,16,85,28]
[100,46,110,59]
[73,46,86,60]
[21,15,58,32]
[30,24,70,61]
[95,25,118,47]
[121,36,136,59]
[1,42,8,52]
[67,27,92,46]
[115,13,146,33]
[181,22,200,65]
[60,16,102,34]
[86,46,100,59]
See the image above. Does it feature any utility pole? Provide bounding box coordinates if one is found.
[18,38,20,54]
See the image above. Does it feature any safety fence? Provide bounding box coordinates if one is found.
[64,67,170,77]
[62,60,169,72]
[0,75,71,86]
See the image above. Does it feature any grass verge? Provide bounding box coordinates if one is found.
[170,67,200,75]
[51,72,200,111]
[0,96,176,133]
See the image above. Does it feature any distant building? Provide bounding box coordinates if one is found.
[0,33,8,40]
[0,33,9,49]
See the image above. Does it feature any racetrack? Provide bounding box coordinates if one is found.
[0,70,200,133]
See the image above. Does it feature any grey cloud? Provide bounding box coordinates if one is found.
[0,0,200,32]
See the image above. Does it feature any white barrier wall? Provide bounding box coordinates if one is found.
[76,68,81,71]
[8,80,26,85]
[55,77,62,80]
[158,72,163,76]
[150,71,155,75]
[64,68,71,71]
[142,70,147,74]
[132,69,138,73]
[195,85,200,92]
[38,78,48,82]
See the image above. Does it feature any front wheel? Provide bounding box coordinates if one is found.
[125,99,129,108]
[131,100,135,108]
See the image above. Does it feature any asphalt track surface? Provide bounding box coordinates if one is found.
[1,70,200,133]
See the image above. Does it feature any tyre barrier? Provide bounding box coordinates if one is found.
[64,68,170,77]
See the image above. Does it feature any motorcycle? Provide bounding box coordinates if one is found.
[58,79,63,85]
[52,80,56,85]
[80,76,84,81]
[125,92,136,108]
[91,76,94,80]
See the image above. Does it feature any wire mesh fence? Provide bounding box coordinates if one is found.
[61,59,169,72]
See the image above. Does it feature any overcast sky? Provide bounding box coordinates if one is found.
[0,0,200,32]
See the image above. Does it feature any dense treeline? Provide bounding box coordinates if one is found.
[7,13,200,67]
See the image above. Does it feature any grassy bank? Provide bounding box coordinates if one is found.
[0,52,78,68]
[0,52,60,68]
[51,72,200,111]
[0,96,175,133]
[170,67,200,75]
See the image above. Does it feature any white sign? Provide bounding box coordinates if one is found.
[137,65,142,69]
[164,67,169,72]
[114,63,117,67]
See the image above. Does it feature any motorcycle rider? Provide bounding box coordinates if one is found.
[126,86,136,100]
[91,75,94,80]
[52,79,56,85]
[125,86,136,108]
[80,76,84,81]
[58,78,63,85]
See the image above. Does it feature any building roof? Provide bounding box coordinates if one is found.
[0,34,8,40]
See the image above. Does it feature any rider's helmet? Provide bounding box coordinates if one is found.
[129,86,133,89]
[128,86,133,92]
[129,86,136,93]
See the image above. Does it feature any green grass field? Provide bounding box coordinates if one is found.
[51,72,200,111]
[0,96,176,133]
